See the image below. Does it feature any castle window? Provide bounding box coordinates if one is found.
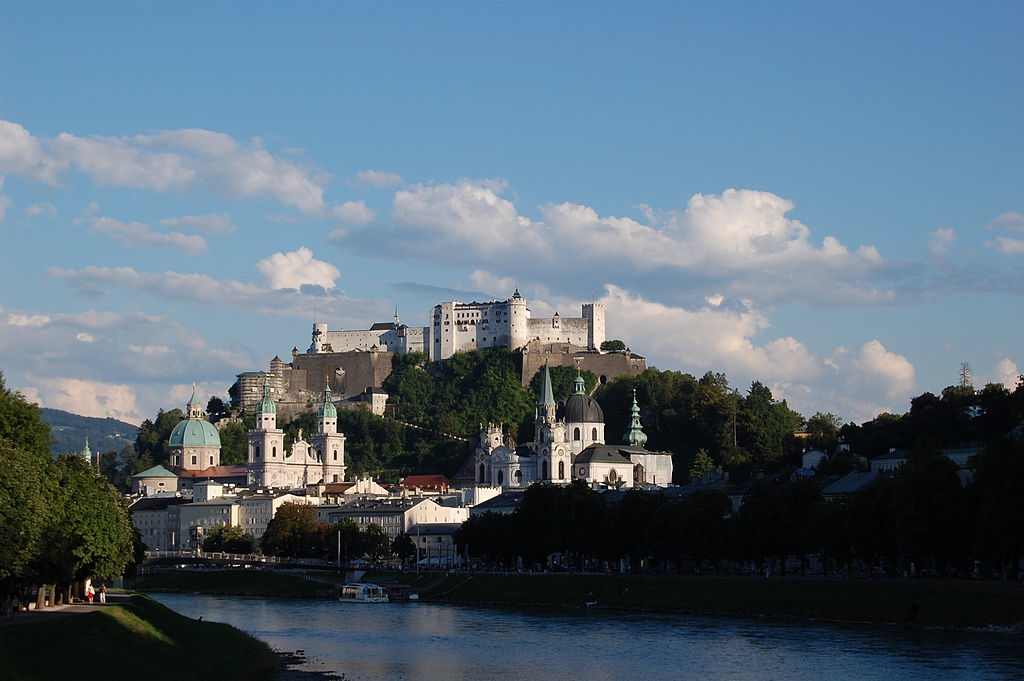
[573,428,581,441]
[559,461,565,480]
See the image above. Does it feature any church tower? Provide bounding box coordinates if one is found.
[248,382,285,487]
[310,383,346,484]
[623,388,648,448]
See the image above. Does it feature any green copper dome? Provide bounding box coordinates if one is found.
[168,418,221,448]
[319,384,337,420]
[258,382,277,414]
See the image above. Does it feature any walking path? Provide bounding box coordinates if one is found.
[0,594,128,627]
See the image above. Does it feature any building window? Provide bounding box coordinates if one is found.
[559,461,565,480]
[191,455,197,465]
[272,446,276,458]
[497,470,504,486]
[209,456,213,466]
[592,427,598,441]
[479,463,486,483]
[542,460,549,479]
[333,450,338,461]
[255,445,261,459]
[514,470,522,484]
[578,466,585,476]
[573,427,581,441]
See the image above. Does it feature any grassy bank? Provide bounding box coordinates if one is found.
[366,571,1024,629]
[0,594,280,681]
[133,569,333,598]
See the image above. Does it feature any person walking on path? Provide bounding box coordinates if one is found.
[98,585,107,605]
[85,584,95,604]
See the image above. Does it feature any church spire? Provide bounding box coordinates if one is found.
[573,368,586,395]
[624,388,648,448]
[537,363,556,424]
[186,382,203,418]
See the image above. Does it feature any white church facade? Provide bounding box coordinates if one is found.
[474,367,673,490]
[247,383,347,489]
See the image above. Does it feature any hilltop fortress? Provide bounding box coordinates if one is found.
[231,290,645,418]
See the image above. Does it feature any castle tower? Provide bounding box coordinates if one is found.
[582,302,606,351]
[623,388,648,448]
[247,382,284,487]
[508,289,529,350]
[310,383,346,484]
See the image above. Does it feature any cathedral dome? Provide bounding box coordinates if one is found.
[560,393,604,424]
[168,418,221,448]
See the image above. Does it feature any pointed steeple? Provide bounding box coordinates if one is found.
[81,437,92,465]
[624,388,648,448]
[540,364,555,408]
[258,380,276,415]
[318,380,337,423]
[186,382,203,418]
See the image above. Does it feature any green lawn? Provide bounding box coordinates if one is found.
[0,595,280,681]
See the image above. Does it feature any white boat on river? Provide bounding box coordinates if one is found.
[339,582,389,603]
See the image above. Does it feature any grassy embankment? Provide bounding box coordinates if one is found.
[133,569,334,598]
[365,571,1024,629]
[0,594,280,681]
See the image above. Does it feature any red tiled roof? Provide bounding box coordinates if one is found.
[175,465,248,479]
[400,474,449,490]
[323,482,357,494]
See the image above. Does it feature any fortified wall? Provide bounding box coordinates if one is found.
[520,341,647,387]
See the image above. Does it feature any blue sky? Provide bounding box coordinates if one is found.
[1,2,1021,424]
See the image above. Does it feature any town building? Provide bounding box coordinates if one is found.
[398,474,450,495]
[470,367,674,490]
[129,496,188,551]
[131,465,179,496]
[318,497,469,540]
[319,477,390,502]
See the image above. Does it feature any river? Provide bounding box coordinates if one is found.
[151,593,1023,681]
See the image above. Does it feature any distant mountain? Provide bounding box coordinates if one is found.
[40,407,139,456]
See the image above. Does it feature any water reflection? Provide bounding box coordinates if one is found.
[151,594,1023,681]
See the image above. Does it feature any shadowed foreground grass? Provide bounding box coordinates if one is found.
[0,594,280,681]
[366,571,1024,629]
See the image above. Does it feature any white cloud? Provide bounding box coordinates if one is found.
[928,227,955,257]
[25,202,57,218]
[160,213,235,234]
[994,358,1021,390]
[7,313,51,327]
[345,182,889,305]
[27,377,141,424]
[989,211,1024,232]
[355,169,403,188]
[89,216,207,254]
[989,236,1024,255]
[851,339,916,400]
[0,119,329,215]
[75,332,95,343]
[332,200,375,225]
[468,270,518,297]
[256,246,340,290]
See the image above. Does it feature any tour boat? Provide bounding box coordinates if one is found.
[338,582,389,603]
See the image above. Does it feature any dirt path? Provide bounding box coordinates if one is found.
[0,594,129,627]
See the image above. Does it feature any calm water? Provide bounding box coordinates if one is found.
[152,593,1024,681]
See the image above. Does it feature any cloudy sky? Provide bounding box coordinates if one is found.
[1,3,1021,425]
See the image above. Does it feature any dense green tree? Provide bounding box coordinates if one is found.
[218,421,248,465]
[261,503,321,558]
[805,412,843,453]
[0,443,56,612]
[205,396,228,422]
[600,339,627,352]
[688,449,716,481]
[0,373,51,460]
[202,526,255,553]
[392,533,416,565]
[135,408,184,467]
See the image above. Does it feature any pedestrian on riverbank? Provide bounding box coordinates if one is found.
[99,585,107,605]
[86,584,95,604]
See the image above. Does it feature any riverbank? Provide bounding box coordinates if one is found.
[133,569,335,598]
[0,594,281,681]
[366,571,1024,629]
